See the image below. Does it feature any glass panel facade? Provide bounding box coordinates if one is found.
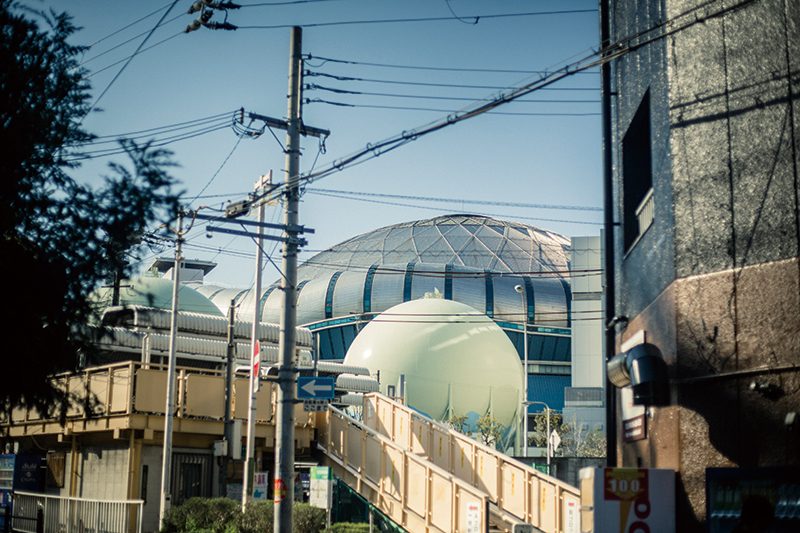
[531,277,569,328]
[331,270,367,318]
[411,264,446,300]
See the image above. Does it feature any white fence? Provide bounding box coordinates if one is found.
[12,492,143,533]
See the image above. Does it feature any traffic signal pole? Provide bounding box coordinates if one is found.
[274,26,302,533]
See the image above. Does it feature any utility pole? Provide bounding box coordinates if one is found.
[201,26,327,530]
[274,26,302,533]
[158,211,184,528]
[222,299,236,499]
[242,172,270,511]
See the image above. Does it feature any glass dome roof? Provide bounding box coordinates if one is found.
[298,214,570,278]
[197,214,572,328]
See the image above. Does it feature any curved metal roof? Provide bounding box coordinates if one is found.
[198,214,572,327]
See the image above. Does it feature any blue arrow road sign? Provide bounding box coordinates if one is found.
[297,376,335,400]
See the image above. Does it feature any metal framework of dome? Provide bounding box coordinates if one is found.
[193,214,572,331]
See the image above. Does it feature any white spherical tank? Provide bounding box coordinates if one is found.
[343,296,522,433]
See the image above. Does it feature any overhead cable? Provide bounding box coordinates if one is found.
[83,1,182,118]
[87,32,183,79]
[73,113,235,147]
[307,99,600,116]
[305,84,599,103]
[280,0,757,191]
[307,190,602,226]
[86,1,176,48]
[235,9,597,29]
[305,71,596,91]
[81,13,184,65]
[305,188,602,212]
[304,54,599,76]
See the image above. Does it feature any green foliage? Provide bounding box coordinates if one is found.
[0,0,180,417]
[293,504,327,533]
[445,413,468,434]
[162,498,327,533]
[324,523,371,533]
[162,498,240,533]
[237,501,274,533]
[530,411,565,448]
[476,413,503,447]
[530,412,607,458]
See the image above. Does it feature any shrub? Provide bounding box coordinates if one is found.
[324,523,371,533]
[293,503,327,533]
[237,500,274,533]
[162,497,240,532]
[163,498,326,532]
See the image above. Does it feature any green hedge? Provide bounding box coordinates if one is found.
[162,498,326,533]
[323,523,372,533]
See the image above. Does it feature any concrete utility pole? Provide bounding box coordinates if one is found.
[242,172,269,511]
[222,299,236,499]
[274,26,302,533]
[159,211,184,527]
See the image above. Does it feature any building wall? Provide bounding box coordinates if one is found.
[610,0,800,529]
[79,445,130,500]
[140,445,163,533]
[611,0,677,318]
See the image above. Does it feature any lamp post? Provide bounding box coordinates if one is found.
[514,284,529,457]
[525,400,552,475]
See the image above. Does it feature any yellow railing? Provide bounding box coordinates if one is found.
[363,393,581,533]
[318,405,490,533]
[2,361,311,429]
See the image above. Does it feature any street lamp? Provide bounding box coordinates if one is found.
[526,400,552,475]
[514,284,529,457]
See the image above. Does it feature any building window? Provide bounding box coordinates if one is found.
[622,90,654,250]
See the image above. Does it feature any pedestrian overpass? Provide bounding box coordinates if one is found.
[317,393,580,533]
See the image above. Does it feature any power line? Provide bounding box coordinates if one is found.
[65,121,231,162]
[304,54,599,76]
[87,32,183,79]
[305,188,602,212]
[83,1,181,118]
[306,189,602,227]
[305,84,599,103]
[281,0,757,192]
[307,99,600,116]
[236,9,597,29]
[73,113,234,146]
[81,13,184,65]
[188,134,248,207]
[305,71,597,91]
[241,0,342,6]
[86,1,175,48]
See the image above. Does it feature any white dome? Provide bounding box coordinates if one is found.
[343,296,522,433]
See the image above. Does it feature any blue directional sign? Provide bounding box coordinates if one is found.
[297,376,335,400]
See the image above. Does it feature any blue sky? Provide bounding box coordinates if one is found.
[33,0,602,287]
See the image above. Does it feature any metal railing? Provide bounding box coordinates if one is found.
[635,187,655,237]
[363,393,581,533]
[12,491,143,533]
[318,405,490,533]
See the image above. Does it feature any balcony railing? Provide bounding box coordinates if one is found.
[635,187,655,238]
[1,361,312,432]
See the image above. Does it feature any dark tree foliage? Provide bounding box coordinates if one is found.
[0,1,181,418]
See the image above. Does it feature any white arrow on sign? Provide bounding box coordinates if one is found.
[550,429,561,452]
[301,379,333,396]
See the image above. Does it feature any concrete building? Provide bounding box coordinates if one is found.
[563,237,605,438]
[602,0,800,530]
